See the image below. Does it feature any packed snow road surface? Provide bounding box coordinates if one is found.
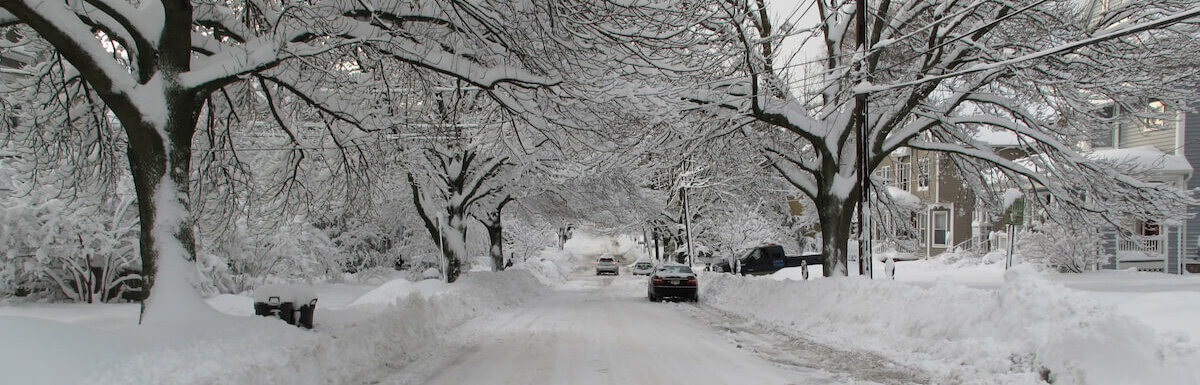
[383,273,923,385]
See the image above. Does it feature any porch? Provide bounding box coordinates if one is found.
[1116,234,1168,271]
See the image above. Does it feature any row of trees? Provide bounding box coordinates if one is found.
[691,0,1200,275]
[0,0,726,310]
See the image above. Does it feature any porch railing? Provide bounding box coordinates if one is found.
[1117,235,1166,257]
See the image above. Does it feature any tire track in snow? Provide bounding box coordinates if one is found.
[681,302,936,385]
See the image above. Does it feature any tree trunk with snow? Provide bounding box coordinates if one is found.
[479,196,513,271]
[125,90,199,304]
[815,193,855,277]
[409,149,504,282]
[3,0,202,308]
[410,173,462,283]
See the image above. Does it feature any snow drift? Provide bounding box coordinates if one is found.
[700,266,1200,384]
[0,269,549,385]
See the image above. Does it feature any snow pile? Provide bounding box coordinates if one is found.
[0,269,549,385]
[507,246,582,286]
[345,278,448,307]
[701,266,1200,384]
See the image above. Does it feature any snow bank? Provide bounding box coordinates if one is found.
[346,278,448,307]
[701,267,1200,384]
[0,269,549,385]
[507,246,575,286]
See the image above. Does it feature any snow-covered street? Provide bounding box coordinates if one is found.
[7,246,1200,384]
[385,271,925,385]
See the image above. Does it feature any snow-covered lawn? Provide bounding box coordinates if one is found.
[0,269,551,384]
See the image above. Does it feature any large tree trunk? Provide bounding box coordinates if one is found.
[480,196,513,271]
[445,214,465,282]
[485,221,503,270]
[124,87,200,319]
[409,173,465,283]
[816,193,856,277]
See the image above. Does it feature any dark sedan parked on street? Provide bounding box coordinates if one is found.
[648,265,698,302]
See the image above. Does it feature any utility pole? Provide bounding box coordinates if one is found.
[654,227,661,261]
[855,0,874,278]
[683,187,694,267]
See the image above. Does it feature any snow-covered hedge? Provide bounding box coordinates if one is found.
[700,266,1200,384]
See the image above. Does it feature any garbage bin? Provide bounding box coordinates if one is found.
[296,299,318,329]
[253,284,318,329]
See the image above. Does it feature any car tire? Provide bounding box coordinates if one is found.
[649,293,660,302]
[691,293,699,302]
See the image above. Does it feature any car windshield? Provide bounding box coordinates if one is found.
[636,263,651,268]
[659,266,693,274]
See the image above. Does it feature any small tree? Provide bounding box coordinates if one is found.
[1019,220,1106,273]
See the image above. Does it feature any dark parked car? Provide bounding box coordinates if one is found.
[713,244,821,275]
[648,265,698,302]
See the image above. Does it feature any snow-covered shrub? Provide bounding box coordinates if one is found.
[0,192,140,302]
[324,218,402,274]
[703,203,793,258]
[1018,221,1106,273]
[198,216,342,293]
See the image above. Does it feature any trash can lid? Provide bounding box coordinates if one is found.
[253,284,318,304]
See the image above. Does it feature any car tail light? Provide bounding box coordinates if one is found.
[612,261,617,265]
[687,277,697,285]
[652,276,664,284]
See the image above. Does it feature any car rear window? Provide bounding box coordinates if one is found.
[636,263,651,268]
[599,258,614,262]
[660,266,693,274]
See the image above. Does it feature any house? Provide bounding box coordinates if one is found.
[1074,0,1200,276]
[1093,104,1198,273]
[875,147,979,258]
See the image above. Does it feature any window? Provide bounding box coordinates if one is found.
[916,213,928,247]
[917,158,930,190]
[896,160,911,190]
[1142,100,1171,131]
[877,166,892,186]
[1143,220,1160,237]
[932,211,949,247]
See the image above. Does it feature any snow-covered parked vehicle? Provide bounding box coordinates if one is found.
[630,261,655,275]
[713,244,820,275]
[648,264,698,302]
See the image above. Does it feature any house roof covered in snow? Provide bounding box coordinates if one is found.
[1088,146,1192,175]
[974,129,1022,147]
[885,186,921,208]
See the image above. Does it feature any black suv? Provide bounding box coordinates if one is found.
[714,244,821,275]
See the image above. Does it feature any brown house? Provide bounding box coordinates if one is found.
[875,147,978,258]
